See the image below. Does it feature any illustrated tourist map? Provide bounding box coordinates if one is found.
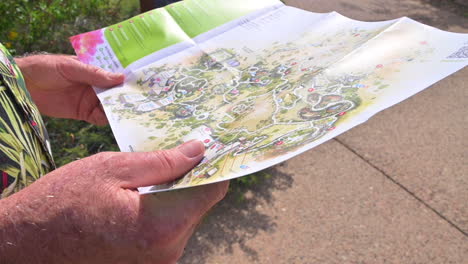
[71,0,468,193]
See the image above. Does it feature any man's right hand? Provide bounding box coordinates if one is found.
[0,140,228,264]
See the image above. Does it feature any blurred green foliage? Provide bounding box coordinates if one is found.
[44,118,120,165]
[1,0,271,191]
[0,0,139,55]
[0,0,138,166]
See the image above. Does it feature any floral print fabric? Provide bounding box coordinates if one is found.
[0,43,54,199]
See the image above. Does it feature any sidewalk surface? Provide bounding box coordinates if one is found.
[180,1,468,263]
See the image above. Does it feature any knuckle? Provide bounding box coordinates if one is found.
[90,65,103,74]
[93,152,127,173]
[56,60,72,79]
[91,66,111,80]
[92,151,108,160]
[152,150,178,173]
[94,151,116,164]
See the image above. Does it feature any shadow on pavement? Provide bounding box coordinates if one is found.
[180,164,294,263]
[369,0,467,30]
[405,0,468,30]
[422,0,468,17]
[288,0,468,31]
[180,1,467,262]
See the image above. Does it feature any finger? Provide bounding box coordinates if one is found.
[61,58,124,88]
[138,181,229,262]
[142,181,229,220]
[87,104,109,126]
[165,222,199,264]
[185,181,230,215]
[75,89,109,126]
[189,181,230,215]
[114,140,206,189]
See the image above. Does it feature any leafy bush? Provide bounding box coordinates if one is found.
[0,0,138,55]
[0,0,138,166]
[44,117,120,165]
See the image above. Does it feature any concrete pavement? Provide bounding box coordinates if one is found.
[180,1,468,263]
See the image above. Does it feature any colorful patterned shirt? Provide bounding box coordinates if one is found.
[0,43,55,199]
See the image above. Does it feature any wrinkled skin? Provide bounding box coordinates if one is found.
[0,140,229,263]
[0,55,229,263]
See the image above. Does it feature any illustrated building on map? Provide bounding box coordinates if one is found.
[206,168,218,177]
[182,125,215,146]
[207,49,240,68]
[119,94,146,105]
[140,69,177,95]
[135,102,159,113]
[134,96,175,113]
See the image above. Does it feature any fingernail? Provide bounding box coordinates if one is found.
[178,140,205,158]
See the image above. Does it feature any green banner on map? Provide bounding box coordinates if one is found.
[104,0,281,67]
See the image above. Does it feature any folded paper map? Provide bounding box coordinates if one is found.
[70,0,467,193]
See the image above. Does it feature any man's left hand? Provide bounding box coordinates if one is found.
[16,55,124,125]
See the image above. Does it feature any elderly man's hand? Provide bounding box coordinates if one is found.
[16,55,124,126]
[0,140,228,264]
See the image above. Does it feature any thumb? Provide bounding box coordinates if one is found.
[62,57,124,88]
[117,140,206,189]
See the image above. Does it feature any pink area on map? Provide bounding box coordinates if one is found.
[70,29,104,64]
